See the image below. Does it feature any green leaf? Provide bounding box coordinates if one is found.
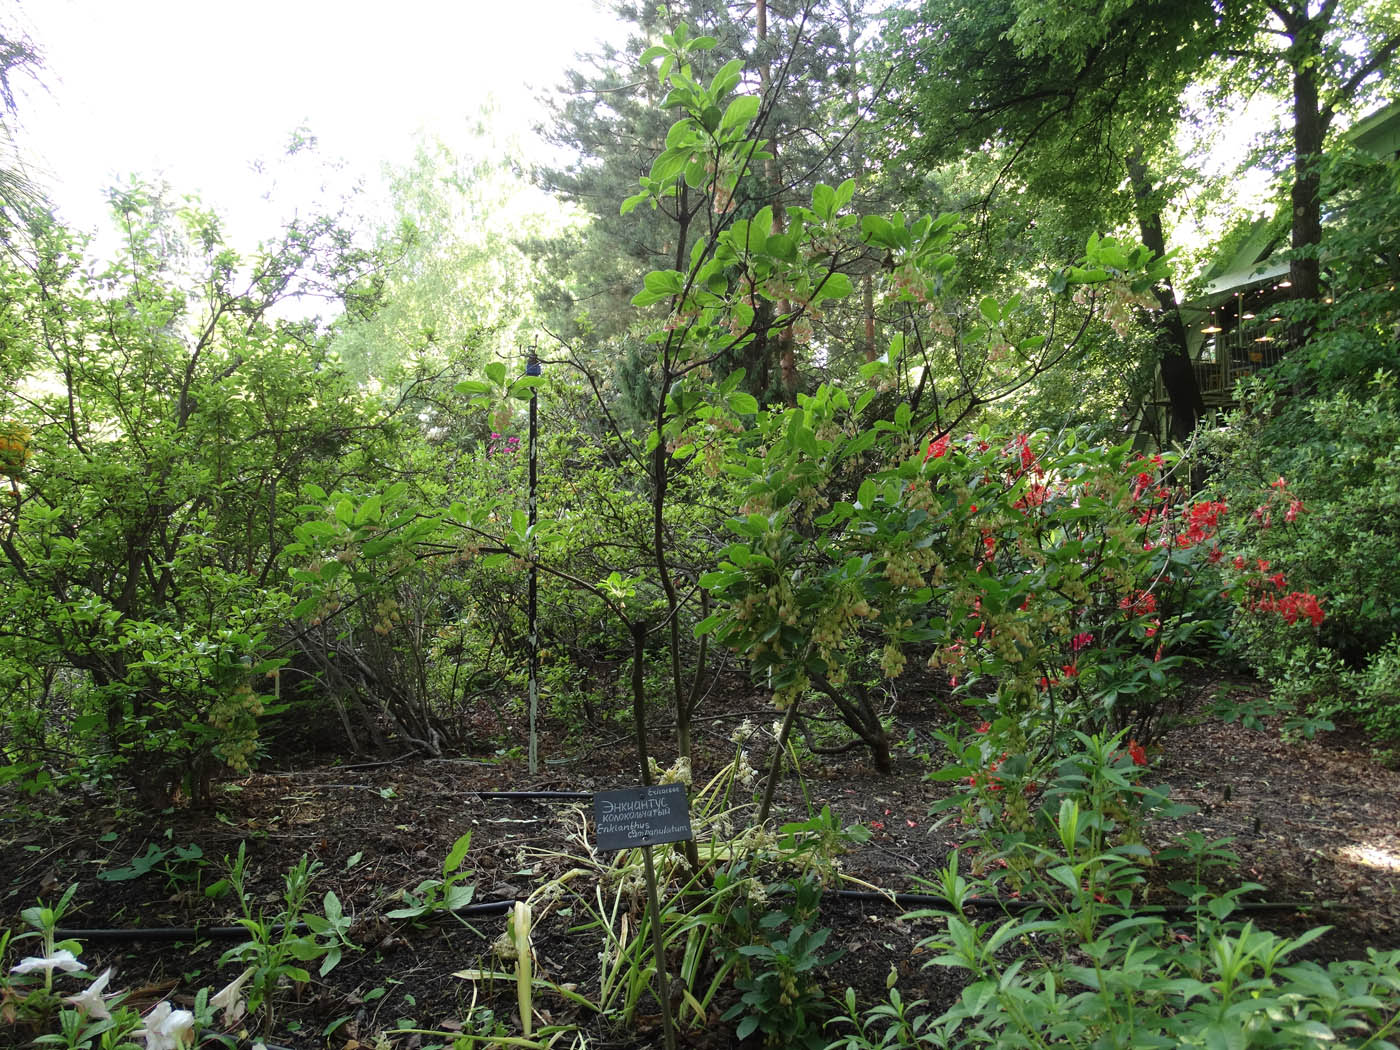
[444,883,476,910]
[727,391,759,415]
[286,939,325,962]
[645,269,685,296]
[353,495,381,526]
[720,94,760,133]
[861,214,898,248]
[709,58,743,98]
[765,233,797,261]
[649,147,690,185]
[1203,1022,1246,1050]
[818,272,854,300]
[484,361,507,386]
[693,613,723,637]
[444,831,473,877]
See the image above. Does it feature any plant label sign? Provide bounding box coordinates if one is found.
[593,783,693,852]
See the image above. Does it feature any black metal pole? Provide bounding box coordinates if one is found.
[526,350,541,774]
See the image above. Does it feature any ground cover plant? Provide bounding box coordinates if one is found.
[3,4,1400,1050]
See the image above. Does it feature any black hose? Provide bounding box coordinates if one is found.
[56,899,521,941]
[822,888,1334,916]
[56,885,1328,943]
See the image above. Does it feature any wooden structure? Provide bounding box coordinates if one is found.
[1134,98,1400,445]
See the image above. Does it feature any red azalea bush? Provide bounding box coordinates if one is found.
[704,389,1327,766]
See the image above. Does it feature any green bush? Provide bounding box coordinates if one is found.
[0,197,389,802]
[827,814,1400,1049]
[1200,148,1400,745]
[1204,374,1400,741]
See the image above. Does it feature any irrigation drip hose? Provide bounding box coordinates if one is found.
[54,900,521,942]
[53,888,1329,944]
[820,888,1330,916]
[49,789,1334,944]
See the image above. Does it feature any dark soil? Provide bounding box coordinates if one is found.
[2,676,1397,1049]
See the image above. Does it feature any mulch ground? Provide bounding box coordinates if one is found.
[2,674,1397,1048]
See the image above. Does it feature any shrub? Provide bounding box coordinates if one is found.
[1204,373,1400,741]
[827,820,1400,1050]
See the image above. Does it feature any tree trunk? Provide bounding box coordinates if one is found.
[756,0,797,402]
[1126,153,1204,443]
[811,674,893,774]
[864,274,876,362]
[1289,47,1325,324]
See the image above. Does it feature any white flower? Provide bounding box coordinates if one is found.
[137,1001,196,1050]
[735,751,757,789]
[64,967,113,1020]
[209,967,253,1026]
[659,756,692,786]
[10,950,83,975]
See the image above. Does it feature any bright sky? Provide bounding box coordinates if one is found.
[12,0,626,239]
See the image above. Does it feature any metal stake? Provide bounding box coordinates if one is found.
[640,842,678,1050]
[526,349,541,774]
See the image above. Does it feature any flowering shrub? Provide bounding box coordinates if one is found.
[0,420,30,477]
[1203,371,1400,741]
[703,399,1320,763]
[926,727,1185,891]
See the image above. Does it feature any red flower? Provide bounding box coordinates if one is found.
[924,434,951,461]
[1017,436,1036,472]
[1128,740,1147,767]
[1071,632,1094,652]
[976,721,991,734]
[1119,590,1157,616]
[1277,591,1325,626]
